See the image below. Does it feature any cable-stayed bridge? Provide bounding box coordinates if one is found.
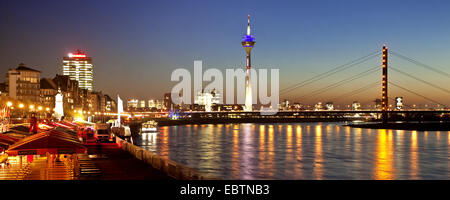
[181,45,450,122]
[125,45,450,122]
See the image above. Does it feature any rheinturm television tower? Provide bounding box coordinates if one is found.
[242,14,255,111]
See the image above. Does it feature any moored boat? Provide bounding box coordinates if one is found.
[141,120,158,132]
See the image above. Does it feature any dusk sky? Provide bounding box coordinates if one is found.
[1,0,450,106]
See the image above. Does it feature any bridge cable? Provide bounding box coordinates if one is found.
[281,51,380,94]
[390,50,450,78]
[329,81,380,102]
[291,66,380,101]
[280,51,381,95]
[390,66,450,94]
[389,81,448,108]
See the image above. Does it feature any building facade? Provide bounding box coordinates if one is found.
[127,99,139,111]
[0,83,6,103]
[139,100,146,109]
[40,78,58,109]
[104,95,116,112]
[6,63,41,103]
[53,74,80,111]
[194,89,221,112]
[164,93,172,111]
[352,101,361,111]
[148,99,155,108]
[155,99,164,110]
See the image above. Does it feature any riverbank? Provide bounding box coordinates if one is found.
[148,117,362,126]
[346,122,450,131]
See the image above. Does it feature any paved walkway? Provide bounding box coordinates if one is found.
[24,156,75,180]
[1,155,78,180]
[81,143,173,180]
[0,156,31,180]
[0,144,173,180]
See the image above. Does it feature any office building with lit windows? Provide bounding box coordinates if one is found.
[62,49,94,91]
[127,99,139,110]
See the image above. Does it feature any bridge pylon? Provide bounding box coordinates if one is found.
[382,45,388,123]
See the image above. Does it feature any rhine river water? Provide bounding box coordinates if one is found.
[132,122,449,180]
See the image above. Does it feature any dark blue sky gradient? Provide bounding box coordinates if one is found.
[1,0,450,106]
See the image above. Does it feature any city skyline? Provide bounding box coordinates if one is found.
[1,0,450,105]
[0,0,449,184]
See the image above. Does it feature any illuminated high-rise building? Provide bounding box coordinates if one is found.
[352,101,361,111]
[148,99,156,108]
[139,100,146,108]
[395,97,403,110]
[127,99,139,110]
[62,49,93,91]
[325,102,334,111]
[155,100,164,110]
[194,89,221,112]
[241,15,255,111]
[314,102,324,111]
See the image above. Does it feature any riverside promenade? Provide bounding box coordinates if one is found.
[0,142,173,180]
[1,120,215,180]
[81,143,173,180]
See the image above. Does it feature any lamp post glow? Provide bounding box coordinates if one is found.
[18,103,25,118]
[6,102,12,107]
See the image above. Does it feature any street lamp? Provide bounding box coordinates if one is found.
[5,101,12,124]
[29,105,35,110]
[18,103,24,118]
[38,106,43,111]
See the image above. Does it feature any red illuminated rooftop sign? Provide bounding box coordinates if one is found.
[68,53,87,58]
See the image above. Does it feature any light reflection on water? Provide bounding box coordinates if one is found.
[134,122,450,180]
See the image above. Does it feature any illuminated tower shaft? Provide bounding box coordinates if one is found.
[381,45,388,123]
[242,15,255,111]
[245,47,252,111]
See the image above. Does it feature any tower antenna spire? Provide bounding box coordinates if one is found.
[247,14,251,35]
